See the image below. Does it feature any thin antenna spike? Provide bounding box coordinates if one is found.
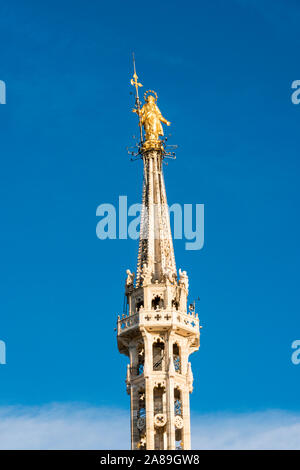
[132,52,136,76]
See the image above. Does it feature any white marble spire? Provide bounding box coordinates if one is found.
[136,150,177,287]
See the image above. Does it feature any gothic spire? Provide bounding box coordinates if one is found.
[117,60,200,451]
[130,60,176,287]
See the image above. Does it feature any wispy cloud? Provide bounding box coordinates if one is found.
[0,404,299,450]
[192,410,300,450]
[0,404,130,450]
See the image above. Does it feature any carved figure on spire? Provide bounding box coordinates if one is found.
[141,263,152,286]
[179,268,189,291]
[125,269,135,294]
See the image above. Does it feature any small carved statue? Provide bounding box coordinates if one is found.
[141,263,152,286]
[164,265,176,285]
[125,269,135,292]
[133,92,170,142]
[179,268,189,291]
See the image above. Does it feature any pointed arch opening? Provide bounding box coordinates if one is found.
[174,388,182,416]
[152,295,164,310]
[137,388,146,450]
[175,428,183,450]
[153,385,166,450]
[174,387,183,449]
[153,339,165,371]
[137,343,144,376]
[173,342,181,373]
[136,297,144,312]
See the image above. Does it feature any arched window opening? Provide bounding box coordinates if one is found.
[174,388,182,416]
[136,389,146,450]
[153,385,166,450]
[172,299,179,310]
[173,343,181,373]
[155,428,164,450]
[137,344,144,375]
[136,299,144,312]
[175,429,183,450]
[152,295,164,310]
[153,340,164,371]
[153,385,164,415]
[138,389,145,418]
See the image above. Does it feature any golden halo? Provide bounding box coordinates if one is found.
[144,89,158,102]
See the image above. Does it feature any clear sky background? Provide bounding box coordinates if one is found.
[0,0,300,449]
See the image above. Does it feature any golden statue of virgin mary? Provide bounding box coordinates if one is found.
[133,91,171,143]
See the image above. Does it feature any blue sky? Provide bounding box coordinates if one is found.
[0,0,300,448]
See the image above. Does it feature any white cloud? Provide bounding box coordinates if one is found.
[0,404,130,450]
[0,404,299,450]
[192,410,300,450]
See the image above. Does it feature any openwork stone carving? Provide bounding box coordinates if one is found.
[154,413,167,428]
[174,415,183,429]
